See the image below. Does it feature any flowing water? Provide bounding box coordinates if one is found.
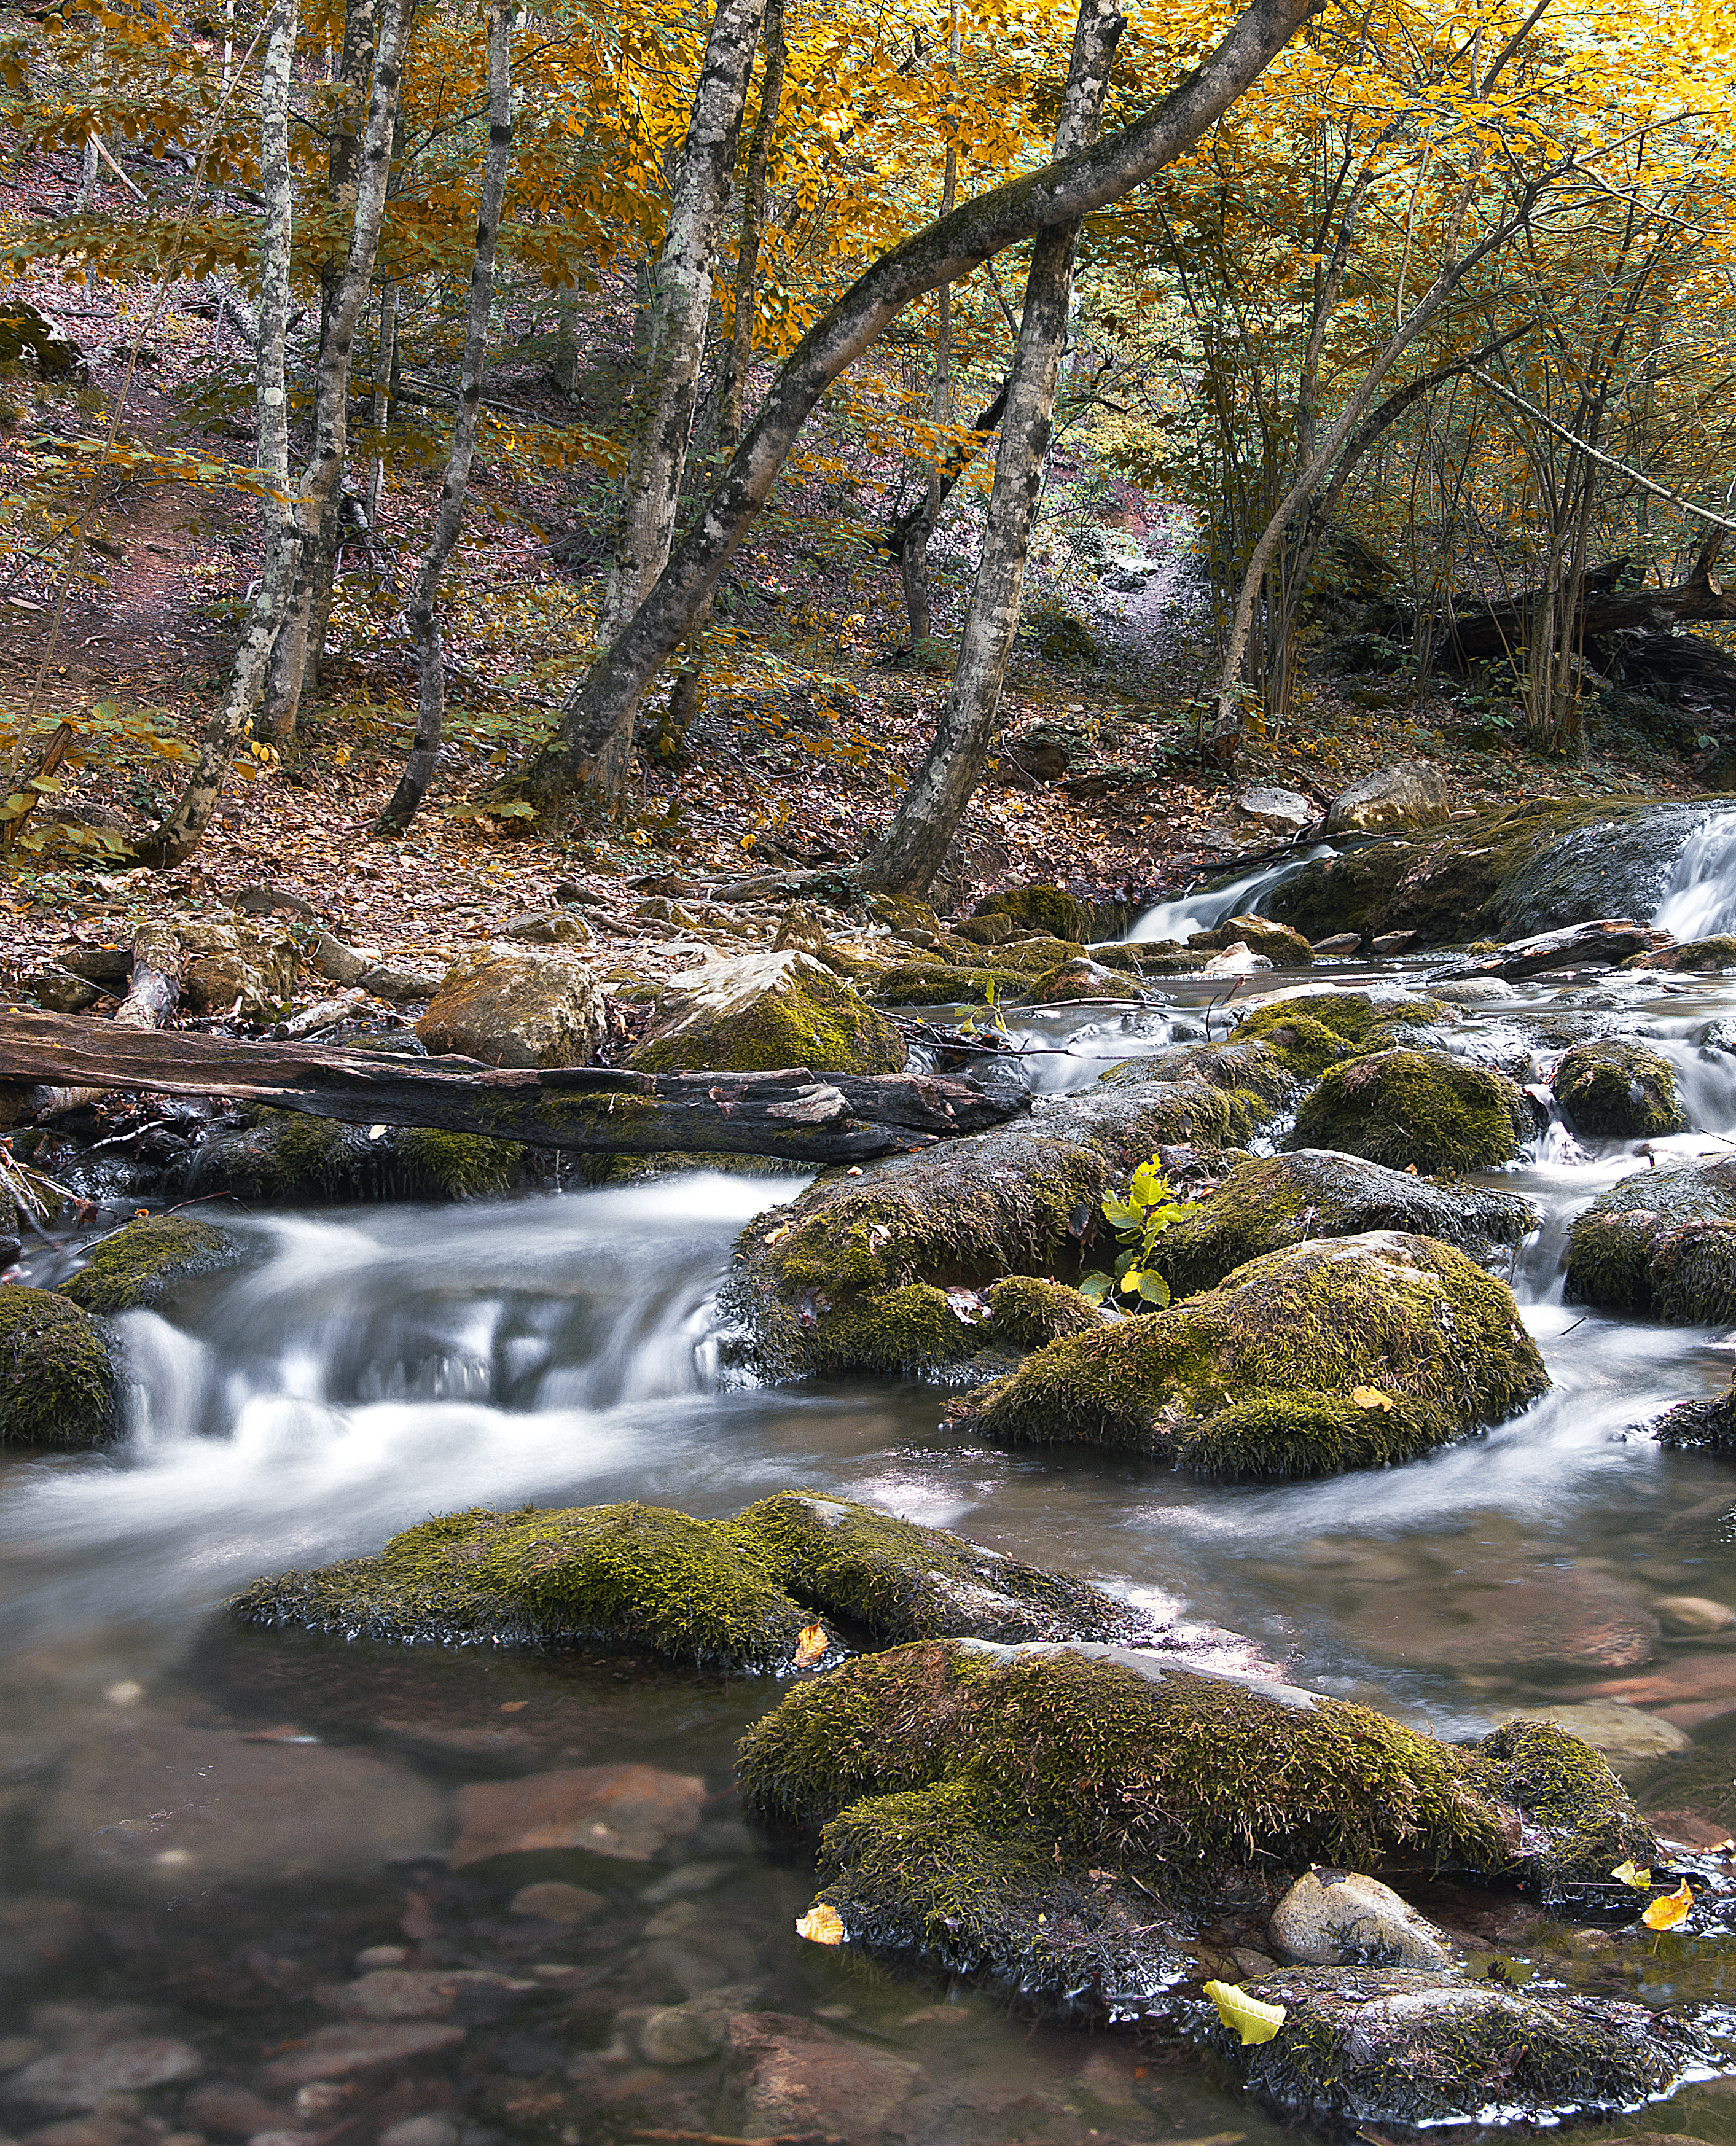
[25,884,1736,2141]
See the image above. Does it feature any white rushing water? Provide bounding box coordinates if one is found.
[1654,807,1736,939]
[1127,845,1337,941]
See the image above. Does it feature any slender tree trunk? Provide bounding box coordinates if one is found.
[900,28,960,648]
[136,0,412,868]
[664,0,787,751]
[552,285,581,393]
[856,0,1125,895]
[512,0,1323,819]
[374,1,517,836]
[565,0,769,804]
[369,276,399,520]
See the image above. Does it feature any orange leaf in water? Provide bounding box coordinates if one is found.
[1643,1879,1694,1930]
[794,1622,829,1668]
[795,1902,845,1945]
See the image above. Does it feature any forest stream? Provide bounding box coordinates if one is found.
[18,844,1736,2146]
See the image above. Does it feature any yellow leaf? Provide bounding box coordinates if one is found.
[794,1622,829,1668]
[1203,1980,1286,2045]
[795,1902,845,1946]
[1643,1880,1694,1930]
[1611,1859,1651,1890]
[1350,1386,1394,1411]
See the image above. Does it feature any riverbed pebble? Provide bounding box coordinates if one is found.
[721,2014,919,2136]
[181,2085,286,2139]
[318,1971,533,2022]
[259,2025,464,2089]
[7,2043,203,2112]
[1270,1869,1456,1969]
[506,1883,601,1924]
[1654,1595,1736,1634]
[448,1763,705,1867]
[377,2118,458,2146]
[1495,1702,1692,1763]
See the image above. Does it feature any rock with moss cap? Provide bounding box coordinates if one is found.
[1460,1717,1657,1900]
[1232,989,1447,1078]
[58,1214,243,1316]
[868,961,1031,1007]
[739,1640,1651,2016]
[1635,934,1736,973]
[182,1114,526,1205]
[1187,915,1313,967]
[1291,1049,1536,1172]
[1195,1965,1703,2127]
[1565,1157,1736,1320]
[1552,1039,1687,1139]
[1028,958,1144,1004]
[1147,1151,1537,1300]
[721,1082,1274,1379]
[1651,1370,1736,1454]
[1095,1039,1302,1137]
[0,1284,120,1446]
[418,942,606,1067]
[230,1492,1169,1668]
[974,884,1090,945]
[949,1230,1547,1477]
[629,948,904,1075]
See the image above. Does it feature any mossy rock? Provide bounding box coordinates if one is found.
[1187,914,1314,966]
[1235,989,1445,1071]
[721,1083,1278,1378]
[738,1641,1653,2010]
[869,962,1031,1007]
[1552,1039,1687,1139]
[184,1114,526,1204]
[58,1215,243,1316]
[1291,1049,1535,1172]
[1652,1371,1736,1454]
[0,1283,120,1447]
[630,948,904,1075]
[1565,1157,1736,1321]
[974,885,1091,945]
[982,1274,1100,1348]
[857,892,940,942]
[1197,1964,1703,2126]
[950,1230,1547,1477]
[984,936,1087,974]
[1149,1150,1537,1300]
[1461,1718,1656,1900]
[231,1491,1161,1666]
[1651,934,1736,972]
[950,915,1017,948]
[1090,940,1186,975]
[1095,1040,1302,1130]
[1027,958,1143,1004]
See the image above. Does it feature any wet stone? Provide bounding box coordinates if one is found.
[257,2024,464,2089]
[507,1883,602,1924]
[1269,1869,1456,1968]
[448,1762,705,1867]
[6,2043,203,2112]
[316,1970,534,2021]
[721,2013,919,2137]
[180,2086,288,2139]
[636,1984,762,2067]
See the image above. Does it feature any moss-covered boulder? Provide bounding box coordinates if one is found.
[58,1215,242,1316]
[1097,1039,1303,1130]
[1187,914,1314,966]
[1565,1158,1736,1320]
[1652,1370,1736,1454]
[951,914,1018,948]
[868,962,1031,1007]
[1232,990,1444,1079]
[739,1641,1657,2013]
[1196,1965,1704,2126]
[230,1492,1163,1667]
[1643,934,1736,972]
[417,942,606,1067]
[628,948,904,1075]
[0,1284,120,1446]
[721,1083,1272,1379]
[1148,1151,1537,1300]
[1027,957,1143,1003]
[974,885,1090,945]
[950,1231,1547,1477]
[1461,1717,1657,1900]
[1552,1039,1688,1139]
[183,1114,526,1205]
[1291,1049,1536,1172]
[979,935,1086,974]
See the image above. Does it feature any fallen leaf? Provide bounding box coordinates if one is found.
[500,1700,529,1712]
[1350,1386,1394,1412]
[1611,1859,1651,1889]
[1643,1879,1694,1929]
[1203,1980,1287,2045]
[795,1902,845,1946]
[794,1622,829,1668]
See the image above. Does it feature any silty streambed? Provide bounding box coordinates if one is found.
[18,932,1736,2139]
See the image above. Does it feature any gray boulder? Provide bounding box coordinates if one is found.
[1324,760,1449,835]
[1268,1868,1455,1969]
[416,942,606,1067]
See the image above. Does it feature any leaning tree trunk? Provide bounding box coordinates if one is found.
[374,0,517,836]
[552,0,769,803]
[856,0,1125,896]
[136,0,412,868]
[510,0,1323,821]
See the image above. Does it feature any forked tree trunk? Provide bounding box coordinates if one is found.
[136,0,412,867]
[512,0,1323,819]
[856,0,1125,895]
[374,0,517,836]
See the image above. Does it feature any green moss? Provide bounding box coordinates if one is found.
[1552,1040,1687,1139]
[950,1231,1547,1475]
[858,892,940,940]
[1462,1719,1657,1897]
[1151,1150,1536,1300]
[975,886,1091,945]
[1291,1049,1533,1172]
[951,915,1017,948]
[983,1274,1099,1348]
[1663,935,1736,972]
[811,1281,979,1371]
[631,957,904,1074]
[1565,1158,1736,1316]
[58,1215,241,1314]
[0,1283,120,1446]
[985,936,1087,974]
[391,1129,526,1197]
[187,1114,527,1204]
[869,962,1031,1007]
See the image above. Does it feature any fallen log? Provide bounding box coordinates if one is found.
[0,1012,1028,1163]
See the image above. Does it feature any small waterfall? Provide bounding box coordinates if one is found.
[1652,807,1736,939]
[1126,845,1336,943]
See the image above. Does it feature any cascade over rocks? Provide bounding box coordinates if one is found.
[1566,1158,1736,1322]
[1291,1048,1538,1172]
[1552,1039,1688,1139]
[949,1231,1547,1477]
[737,1641,1657,2018]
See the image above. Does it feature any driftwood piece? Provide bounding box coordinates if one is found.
[0,1012,1028,1161]
[114,923,183,1030]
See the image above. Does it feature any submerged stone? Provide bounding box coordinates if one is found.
[1148,1150,1536,1299]
[628,948,904,1075]
[448,1762,705,1867]
[57,1214,241,1315]
[950,1231,1547,1478]
[1553,1039,1687,1139]
[1291,1048,1536,1172]
[1566,1157,1736,1321]
[0,1284,120,1448]
[1194,1965,1705,2126]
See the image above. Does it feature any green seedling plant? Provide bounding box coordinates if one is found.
[1078,1155,1194,1308]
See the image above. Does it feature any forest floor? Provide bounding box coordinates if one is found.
[0,224,1708,1002]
